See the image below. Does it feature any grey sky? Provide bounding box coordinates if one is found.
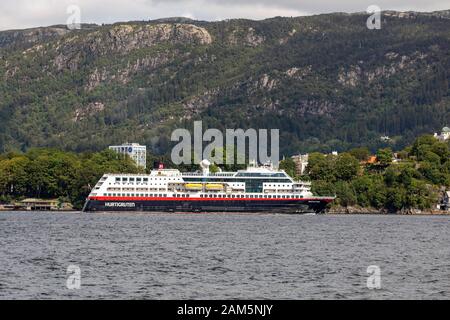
[0,0,448,31]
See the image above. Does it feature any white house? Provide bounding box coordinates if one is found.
[109,143,147,169]
[434,127,450,142]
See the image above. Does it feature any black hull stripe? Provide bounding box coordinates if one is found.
[83,199,330,213]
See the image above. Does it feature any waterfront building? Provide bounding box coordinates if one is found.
[17,199,72,211]
[109,143,147,169]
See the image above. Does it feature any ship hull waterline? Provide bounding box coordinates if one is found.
[83,197,334,214]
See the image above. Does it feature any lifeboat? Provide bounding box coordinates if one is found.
[185,183,202,190]
[205,184,223,190]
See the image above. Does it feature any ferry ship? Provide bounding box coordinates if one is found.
[83,160,335,214]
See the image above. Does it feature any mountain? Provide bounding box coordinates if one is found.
[0,11,449,157]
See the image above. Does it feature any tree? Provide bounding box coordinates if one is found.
[335,153,359,181]
[349,147,370,161]
[335,181,356,207]
[376,148,393,166]
[279,157,297,179]
[306,153,335,182]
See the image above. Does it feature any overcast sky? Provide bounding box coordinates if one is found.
[1,0,449,31]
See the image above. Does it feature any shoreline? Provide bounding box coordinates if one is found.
[327,206,450,215]
[1,208,450,216]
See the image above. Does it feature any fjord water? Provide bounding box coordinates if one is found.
[0,212,449,299]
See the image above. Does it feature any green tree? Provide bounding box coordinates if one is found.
[279,157,297,179]
[335,153,359,181]
[376,148,393,166]
[349,147,370,161]
[306,153,335,182]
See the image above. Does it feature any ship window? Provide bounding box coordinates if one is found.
[115,177,120,182]
[130,178,135,182]
[136,178,142,182]
[143,178,148,182]
[122,178,128,182]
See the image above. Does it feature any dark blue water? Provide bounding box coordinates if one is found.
[0,211,449,299]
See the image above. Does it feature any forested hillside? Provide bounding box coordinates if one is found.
[1,11,449,157]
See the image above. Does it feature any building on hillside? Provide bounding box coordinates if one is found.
[291,154,309,176]
[109,143,147,169]
[434,127,450,142]
[361,156,377,165]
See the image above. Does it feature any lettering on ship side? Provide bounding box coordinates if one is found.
[105,202,136,208]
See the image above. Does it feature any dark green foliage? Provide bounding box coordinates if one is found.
[307,152,359,182]
[0,148,141,209]
[307,134,447,211]
[376,148,393,166]
[279,157,297,179]
[349,147,370,161]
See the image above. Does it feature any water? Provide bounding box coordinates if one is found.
[0,211,449,300]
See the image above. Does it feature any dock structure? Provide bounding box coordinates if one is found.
[0,199,73,211]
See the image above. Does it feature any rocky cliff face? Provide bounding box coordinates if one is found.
[52,23,212,71]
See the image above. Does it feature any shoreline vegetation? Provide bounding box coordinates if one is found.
[327,206,448,215]
[280,134,450,215]
[1,134,450,214]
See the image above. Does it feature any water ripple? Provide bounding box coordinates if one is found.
[0,212,449,299]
